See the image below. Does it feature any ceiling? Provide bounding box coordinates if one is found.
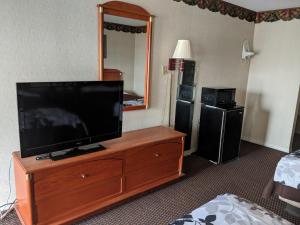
[224,0,300,12]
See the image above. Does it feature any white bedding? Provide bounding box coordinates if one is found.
[123,99,144,106]
[170,194,292,225]
[274,150,300,190]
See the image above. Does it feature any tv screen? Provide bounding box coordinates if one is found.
[17,81,123,158]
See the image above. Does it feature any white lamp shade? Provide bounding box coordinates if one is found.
[172,40,192,59]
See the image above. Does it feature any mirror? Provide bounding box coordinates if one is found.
[104,15,147,108]
[97,1,152,111]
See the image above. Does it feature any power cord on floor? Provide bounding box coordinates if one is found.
[0,157,16,221]
[6,157,12,204]
[0,200,16,220]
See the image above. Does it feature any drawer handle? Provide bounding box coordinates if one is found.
[81,174,87,179]
[154,153,160,158]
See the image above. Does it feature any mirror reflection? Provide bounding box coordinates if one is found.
[104,15,147,108]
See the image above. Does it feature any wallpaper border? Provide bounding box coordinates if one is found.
[173,0,300,23]
[256,8,300,23]
[104,22,147,33]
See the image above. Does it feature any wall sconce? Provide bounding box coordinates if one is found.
[242,40,255,60]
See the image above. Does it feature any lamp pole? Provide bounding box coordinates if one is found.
[169,72,173,127]
[169,40,192,128]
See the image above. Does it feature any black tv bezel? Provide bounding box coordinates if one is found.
[17,81,123,158]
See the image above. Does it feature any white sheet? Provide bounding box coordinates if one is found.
[170,194,293,225]
[274,150,300,190]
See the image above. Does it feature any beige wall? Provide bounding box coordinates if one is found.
[0,0,254,204]
[243,20,300,152]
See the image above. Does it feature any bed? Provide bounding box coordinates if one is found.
[123,92,144,106]
[263,150,300,215]
[170,193,292,225]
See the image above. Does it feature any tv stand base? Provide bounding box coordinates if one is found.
[13,126,185,225]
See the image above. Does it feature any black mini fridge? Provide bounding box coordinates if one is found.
[197,104,244,164]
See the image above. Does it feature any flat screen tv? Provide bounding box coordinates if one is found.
[17,81,123,159]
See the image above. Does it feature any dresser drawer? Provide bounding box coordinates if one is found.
[33,158,123,223]
[126,159,180,191]
[34,158,123,201]
[35,176,122,224]
[125,138,182,173]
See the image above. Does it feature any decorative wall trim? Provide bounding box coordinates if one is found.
[256,8,300,23]
[173,0,256,22]
[173,0,300,23]
[104,22,147,33]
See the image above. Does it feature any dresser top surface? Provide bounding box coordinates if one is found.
[13,126,185,173]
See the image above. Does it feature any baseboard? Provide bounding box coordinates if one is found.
[242,136,289,153]
[184,137,290,155]
[184,148,196,156]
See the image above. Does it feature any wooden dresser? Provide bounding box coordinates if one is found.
[13,126,185,225]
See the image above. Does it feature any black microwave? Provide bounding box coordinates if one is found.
[201,87,236,108]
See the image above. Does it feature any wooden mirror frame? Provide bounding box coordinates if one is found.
[97,1,153,111]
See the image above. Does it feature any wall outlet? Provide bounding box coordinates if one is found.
[162,65,169,75]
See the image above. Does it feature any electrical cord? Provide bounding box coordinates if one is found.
[0,157,15,220]
[0,201,15,209]
[0,200,16,220]
[6,157,12,204]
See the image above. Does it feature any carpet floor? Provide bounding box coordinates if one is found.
[2,141,299,225]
